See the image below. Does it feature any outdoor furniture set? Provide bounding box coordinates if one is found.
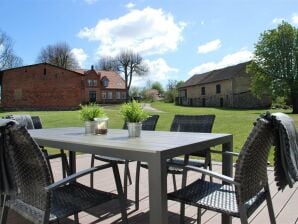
[0,112,297,224]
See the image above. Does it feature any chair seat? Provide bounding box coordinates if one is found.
[6,182,119,223]
[168,179,267,217]
[93,155,132,163]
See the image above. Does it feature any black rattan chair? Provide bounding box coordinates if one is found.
[0,120,127,224]
[168,115,216,189]
[4,115,70,181]
[168,117,276,224]
[139,115,215,191]
[90,115,160,210]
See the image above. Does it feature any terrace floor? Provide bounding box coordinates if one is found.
[4,154,298,224]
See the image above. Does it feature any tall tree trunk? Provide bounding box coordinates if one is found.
[124,67,129,103]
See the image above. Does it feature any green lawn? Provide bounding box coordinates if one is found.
[2,102,297,163]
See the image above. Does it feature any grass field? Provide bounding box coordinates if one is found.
[2,102,297,163]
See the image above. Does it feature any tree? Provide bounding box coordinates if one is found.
[248,22,298,113]
[96,56,115,71]
[37,42,79,69]
[98,50,148,101]
[151,81,164,94]
[0,30,23,70]
[164,79,184,103]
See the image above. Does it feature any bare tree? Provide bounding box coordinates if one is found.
[37,42,79,69]
[98,50,148,101]
[0,30,23,70]
[96,56,115,71]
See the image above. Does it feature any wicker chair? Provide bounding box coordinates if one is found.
[90,115,160,210]
[4,115,70,181]
[0,121,127,224]
[139,115,215,191]
[168,115,216,189]
[168,117,276,224]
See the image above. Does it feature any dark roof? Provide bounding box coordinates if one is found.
[180,61,251,88]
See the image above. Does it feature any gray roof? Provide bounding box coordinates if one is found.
[180,61,251,88]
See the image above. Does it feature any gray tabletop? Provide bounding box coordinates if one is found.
[29,128,233,224]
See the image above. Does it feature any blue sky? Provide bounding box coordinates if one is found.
[1,0,297,87]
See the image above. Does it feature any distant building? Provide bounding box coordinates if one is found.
[177,61,271,108]
[0,63,126,110]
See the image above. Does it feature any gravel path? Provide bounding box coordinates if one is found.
[141,103,164,113]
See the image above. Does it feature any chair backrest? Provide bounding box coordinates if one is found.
[3,115,43,130]
[31,116,43,129]
[234,118,274,204]
[123,115,160,131]
[3,121,52,212]
[170,115,215,133]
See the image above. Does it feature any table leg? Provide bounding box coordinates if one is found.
[148,155,168,224]
[68,151,76,174]
[222,141,233,224]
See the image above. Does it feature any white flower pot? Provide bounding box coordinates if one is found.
[127,122,142,137]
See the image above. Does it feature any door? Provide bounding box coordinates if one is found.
[89,91,96,103]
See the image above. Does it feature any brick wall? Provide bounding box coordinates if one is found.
[2,64,83,110]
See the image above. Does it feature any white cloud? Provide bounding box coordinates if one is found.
[78,7,186,57]
[84,0,98,4]
[131,58,178,86]
[197,39,221,54]
[188,49,253,76]
[71,48,88,68]
[272,17,285,24]
[125,2,135,9]
[0,44,4,55]
[292,13,298,24]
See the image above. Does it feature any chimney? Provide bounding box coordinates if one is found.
[91,65,94,71]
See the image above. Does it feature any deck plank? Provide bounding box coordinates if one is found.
[3,155,297,223]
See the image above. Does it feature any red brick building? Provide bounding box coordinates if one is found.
[0,63,126,110]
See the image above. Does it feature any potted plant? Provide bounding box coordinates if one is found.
[80,103,108,135]
[120,100,149,137]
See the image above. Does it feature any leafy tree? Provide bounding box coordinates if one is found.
[98,50,148,101]
[164,79,184,103]
[0,30,23,70]
[248,22,298,113]
[151,81,164,94]
[37,42,79,69]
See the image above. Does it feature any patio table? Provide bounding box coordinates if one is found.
[29,128,233,224]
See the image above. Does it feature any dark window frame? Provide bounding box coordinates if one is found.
[216,84,221,94]
[201,87,205,95]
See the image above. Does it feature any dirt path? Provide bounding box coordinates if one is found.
[141,103,164,113]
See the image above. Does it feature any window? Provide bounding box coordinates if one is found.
[43,68,47,75]
[102,78,109,87]
[116,91,121,99]
[216,84,221,94]
[201,87,205,95]
[101,91,107,99]
[121,92,126,99]
[107,91,113,99]
[87,80,97,87]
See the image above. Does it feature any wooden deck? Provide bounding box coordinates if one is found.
[5,154,298,224]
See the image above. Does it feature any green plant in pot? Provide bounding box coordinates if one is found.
[80,103,108,135]
[120,100,149,137]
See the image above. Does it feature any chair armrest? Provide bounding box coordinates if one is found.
[169,163,239,186]
[222,151,240,157]
[185,165,239,185]
[45,163,113,192]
